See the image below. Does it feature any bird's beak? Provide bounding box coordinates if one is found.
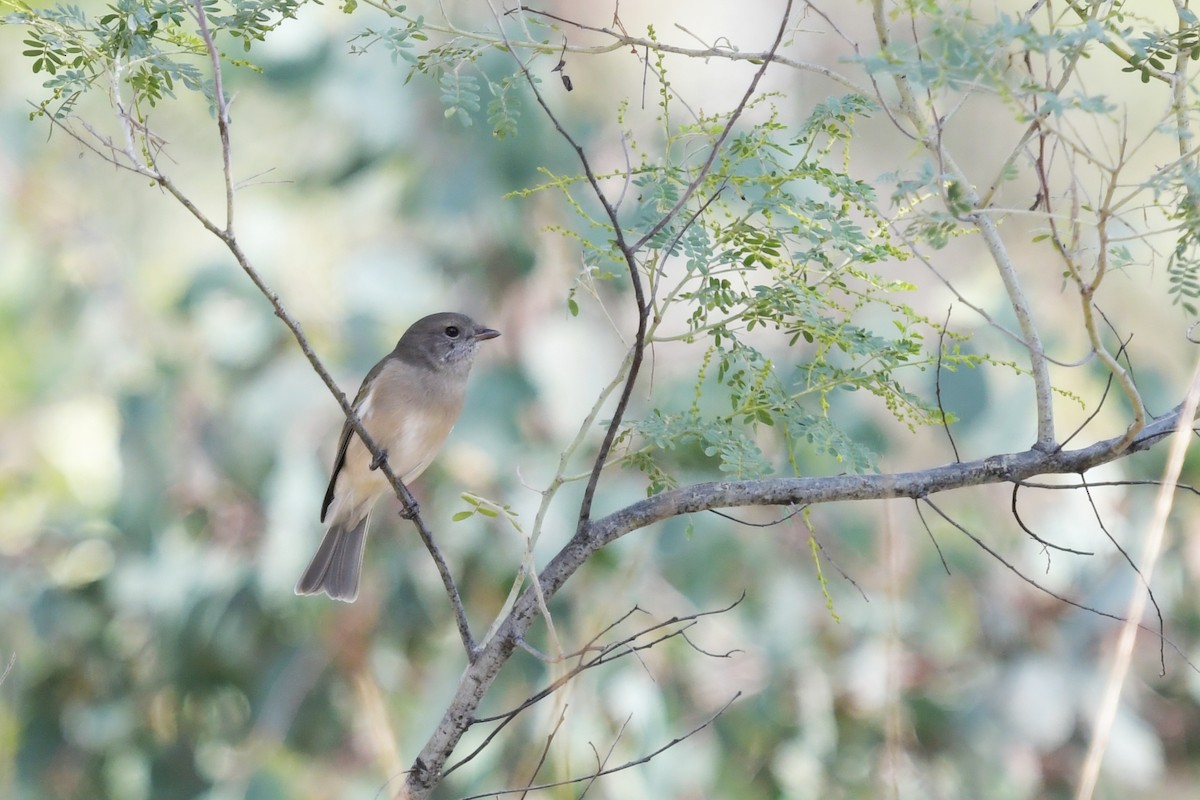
[473,326,501,342]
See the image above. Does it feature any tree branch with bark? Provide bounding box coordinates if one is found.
[7,0,1200,797]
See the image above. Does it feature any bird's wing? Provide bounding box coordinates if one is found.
[320,356,391,522]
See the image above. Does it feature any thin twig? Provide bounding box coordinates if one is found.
[186,0,478,658]
[1017,479,1200,498]
[456,693,741,800]
[934,305,961,462]
[1078,475,1165,672]
[1010,483,1095,556]
[446,596,744,777]
[0,652,14,688]
[578,715,630,800]
[1058,330,1131,450]
[517,704,568,800]
[1076,353,1200,800]
[707,506,804,528]
[485,4,867,93]
[919,497,1191,667]
[911,499,951,575]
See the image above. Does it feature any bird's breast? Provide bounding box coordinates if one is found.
[324,359,467,526]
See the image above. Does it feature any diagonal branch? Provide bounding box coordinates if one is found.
[41,23,480,657]
[401,392,1197,798]
[168,0,480,657]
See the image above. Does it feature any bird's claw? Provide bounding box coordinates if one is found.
[369,449,388,471]
[399,500,420,520]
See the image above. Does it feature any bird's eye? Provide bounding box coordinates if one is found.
[445,325,461,338]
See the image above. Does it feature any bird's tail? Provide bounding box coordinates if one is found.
[294,516,369,602]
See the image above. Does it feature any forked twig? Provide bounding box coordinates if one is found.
[444,594,745,778]
[456,692,741,800]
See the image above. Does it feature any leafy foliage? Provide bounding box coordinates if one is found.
[4,0,308,119]
[523,89,977,486]
[347,11,427,64]
[1119,8,1200,82]
[6,1,1200,797]
[1154,162,1200,315]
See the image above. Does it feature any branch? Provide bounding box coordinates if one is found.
[0,652,14,688]
[177,0,480,656]
[1010,484,1094,556]
[517,704,567,800]
[587,404,1192,546]
[486,2,646,532]
[1077,352,1200,800]
[581,0,792,527]
[871,0,1057,448]
[490,0,792,533]
[358,0,871,96]
[400,391,1195,798]
[456,692,741,800]
[934,305,961,462]
[399,6,793,788]
[443,596,742,779]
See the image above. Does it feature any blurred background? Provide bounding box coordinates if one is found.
[2,1,1200,798]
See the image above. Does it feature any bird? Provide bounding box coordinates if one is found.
[295,311,500,602]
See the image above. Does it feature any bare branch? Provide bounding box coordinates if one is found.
[0,652,14,688]
[1078,352,1200,800]
[1018,479,1200,498]
[707,506,804,528]
[518,704,568,800]
[1059,323,1132,450]
[456,693,741,800]
[1010,484,1095,557]
[587,404,1193,546]
[578,715,630,800]
[164,0,481,658]
[1078,475,1165,672]
[934,305,961,462]
[912,500,951,576]
[445,596,744,779]
[921,497,1129,627]
[491,4,868,95]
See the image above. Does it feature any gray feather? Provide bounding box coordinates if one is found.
[294,516,369,602]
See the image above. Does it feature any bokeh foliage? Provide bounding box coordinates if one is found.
[3,1,1200,799]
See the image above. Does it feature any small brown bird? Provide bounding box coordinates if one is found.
[295,312,500,602]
